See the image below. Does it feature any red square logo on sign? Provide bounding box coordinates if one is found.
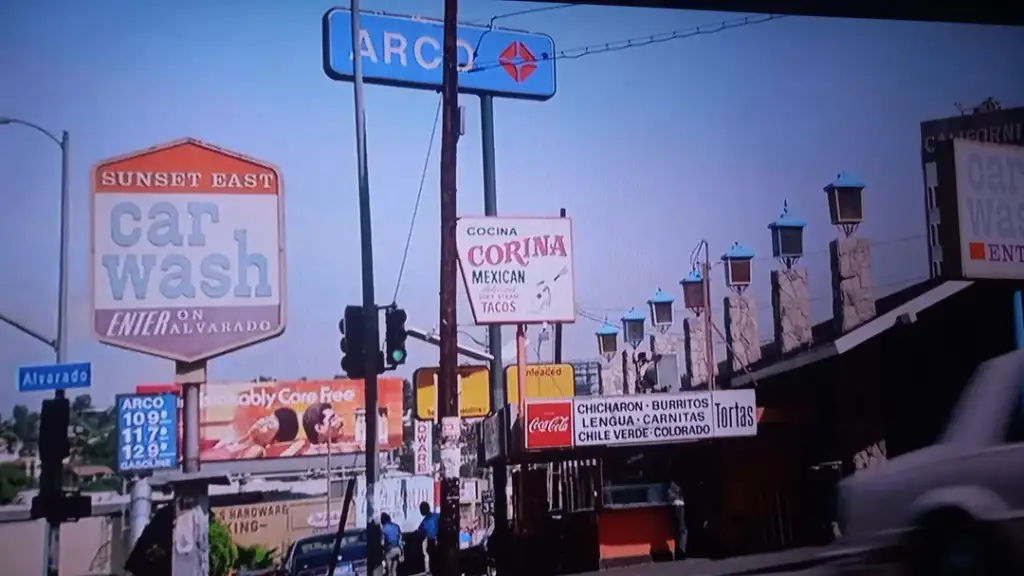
[524,401,573,449]
[968,242,986,261]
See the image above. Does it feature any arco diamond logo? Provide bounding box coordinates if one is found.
[499,41,537,84]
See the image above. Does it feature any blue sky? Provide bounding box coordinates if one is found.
[2,0,1023,409]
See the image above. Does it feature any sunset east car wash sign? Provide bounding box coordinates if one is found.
[456,216,576,325]
[91,139,286,361]
[937,139,1024,280]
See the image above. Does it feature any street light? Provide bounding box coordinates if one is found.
[647,288,675,330]
[0,115,70,576]
[0,116,71,366]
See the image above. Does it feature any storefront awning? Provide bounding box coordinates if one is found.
[730,280,974,387]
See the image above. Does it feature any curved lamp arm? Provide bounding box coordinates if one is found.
[0,116,63,148]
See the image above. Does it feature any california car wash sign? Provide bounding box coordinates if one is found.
[456,216,576,325]
[571,389,757,447]
[91,139,286,361]
[936,139,1024,280]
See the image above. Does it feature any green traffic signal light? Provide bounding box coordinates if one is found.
[390,349,406,363]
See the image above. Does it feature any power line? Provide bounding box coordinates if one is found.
[469,3,577,27]
[471,4,578,61]
[391,96,442,304]
[391,5,580,304]
[468,13,787,75]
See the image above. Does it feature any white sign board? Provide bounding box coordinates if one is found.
[571,389,756,447]
[91,139,286,362]
[456,216,576,325]
[952,140,1024,279]
[413,420,433,476]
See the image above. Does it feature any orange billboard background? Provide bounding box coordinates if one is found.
[136,378,403,461]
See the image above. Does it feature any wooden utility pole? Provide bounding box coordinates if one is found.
[437,0,462,573]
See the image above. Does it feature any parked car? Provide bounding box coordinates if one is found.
[279,530,367,576]
[833,349,1024,575]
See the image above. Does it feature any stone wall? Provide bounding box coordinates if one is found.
[649,331,683,392]
[724,294,761,371]
[684,317,716,387]
[0,515,130,575]
[830,237,877,333]
[771,267,813,354]
[598,354,624,395]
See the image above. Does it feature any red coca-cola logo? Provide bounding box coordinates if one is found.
[528,415,569,433]
[524,401,572,449]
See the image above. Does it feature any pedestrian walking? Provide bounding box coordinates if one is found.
[381,513,403,576]
[668,480,688,560]
[417,501,440,573]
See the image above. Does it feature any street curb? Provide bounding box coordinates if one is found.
[718,551,856,576]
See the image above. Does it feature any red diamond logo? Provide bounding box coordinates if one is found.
[499,41,537,84]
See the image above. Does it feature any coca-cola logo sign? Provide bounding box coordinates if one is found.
[528,415,569,433]
[524,401,572,449]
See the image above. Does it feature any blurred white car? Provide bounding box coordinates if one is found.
[834,349,1024,575]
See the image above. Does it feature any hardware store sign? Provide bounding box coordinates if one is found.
[571,389,756,447]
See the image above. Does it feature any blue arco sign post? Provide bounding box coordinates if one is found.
[322,9,556,99]
[321,7,556,565]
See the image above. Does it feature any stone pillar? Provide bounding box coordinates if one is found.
[830,237,876,333]
[622,350,637,394]
[771,268,813,354]
[649,331,683,392]
[724,294,761,372]
[597,354,624,395]
[684,318,716,387]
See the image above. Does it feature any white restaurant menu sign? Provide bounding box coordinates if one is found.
[456,216,576,325]
[572,389,757,447]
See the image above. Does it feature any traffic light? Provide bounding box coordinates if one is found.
[39,397,70,465]
[384,307,408,368]
[340,305,365,379]
[33,396,90,525]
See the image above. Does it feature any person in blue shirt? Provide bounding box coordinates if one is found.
[417,501,439,573]
[380,513,403,575]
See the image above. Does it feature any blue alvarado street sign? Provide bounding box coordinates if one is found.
[322,9,557,100]
[116,393,179,473]
[17,362,92,393]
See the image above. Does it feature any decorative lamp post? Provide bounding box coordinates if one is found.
[621,307,646,349]
[680,268,705,314]
[596,318,619,358]
[824,171,865,237]
[647,288,675,330]
[768,200,806,269]
[721,242,755,295]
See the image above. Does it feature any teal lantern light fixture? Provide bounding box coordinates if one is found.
[596,318,619,358]
[680,267,705,314]
[768,200,806,269]
[647,288,675,330]
[824,171,865,237]
[621,307,646,349]
[721,242,755,295]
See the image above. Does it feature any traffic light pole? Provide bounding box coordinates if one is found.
[438,0,462,573]
[42,391,65,576]
[349,2,383,573]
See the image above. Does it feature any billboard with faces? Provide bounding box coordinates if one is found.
[136,378,403,461]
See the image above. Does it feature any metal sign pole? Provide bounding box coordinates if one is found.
[172,361,210,576]
[479,93,511,573]
[349,1,383,572]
